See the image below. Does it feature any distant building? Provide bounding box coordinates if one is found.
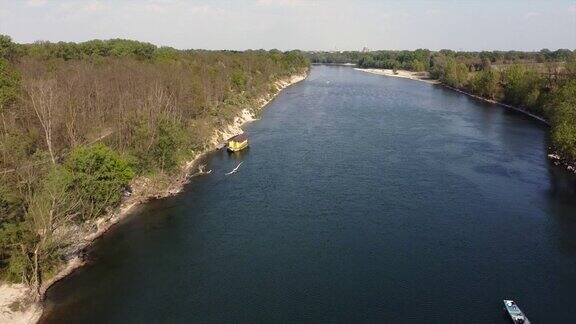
[362,46,370,53]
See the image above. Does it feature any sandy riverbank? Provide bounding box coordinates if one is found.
[355,68,440,84]
[0,70,308,324]
[0,285,41,324]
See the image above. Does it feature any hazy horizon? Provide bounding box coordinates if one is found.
[0,0,575,51]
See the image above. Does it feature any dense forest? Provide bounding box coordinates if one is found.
[308,49,576,163]
[308,49,574,70]
[0,35,308,298]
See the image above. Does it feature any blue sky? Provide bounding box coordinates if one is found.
[0,0,574,51]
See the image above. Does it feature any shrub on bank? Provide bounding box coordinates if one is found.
[549,80,576,160]
[66,144,135,219]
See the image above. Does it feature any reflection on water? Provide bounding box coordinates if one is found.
[547,166,576,255]
[226,146,250,161]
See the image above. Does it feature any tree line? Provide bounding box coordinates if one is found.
[0,35,309,298]
[308,48,574,69]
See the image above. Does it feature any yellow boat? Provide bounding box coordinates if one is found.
[227,134,249,152]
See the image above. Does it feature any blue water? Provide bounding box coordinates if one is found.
[42,66,576,323]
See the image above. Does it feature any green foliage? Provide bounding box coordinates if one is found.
[281,50,310,72]
[470,69,501,99]
[107,39,156,59]
[320,49,432,71]
[309,49,575,75]
[127,117,187,173]
[66,144,133,181]
[0,35,17,60]
[154,46,180,62]
[440,58,469,88]
[564,52,576,77]
[152,118,186,171]
[0,182,26,281]
[411,60,427,72]
[231,69,247,91]
[24,39,158,61]
[128,120,155,172]
[0,183,23,224]
[0,58,20,111]
[502,65,541,108]
[66,144,134,218]
[3,248,28,282]
[0,185,27,282]
[0,219,30,282]
[549,80,576,159]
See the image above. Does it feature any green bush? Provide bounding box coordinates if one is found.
[0,220,28,282]
[0,58,20,112]
[549,80,576,159]
[441,58,469,88]
[502,65,541,108]
[470,69,501,100]
[411,60,427,72]
[154,46,180,62]
[0,183,23,224]
[231,69,247,91]
[127,117,187,173]
[66,144,134,218]
[0,35,17,60]
[152,118,186,171]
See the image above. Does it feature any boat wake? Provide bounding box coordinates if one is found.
[225,162,243,175]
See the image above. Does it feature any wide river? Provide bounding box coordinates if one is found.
[42,66,576,323]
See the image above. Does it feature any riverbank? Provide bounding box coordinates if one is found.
[0,70,308,324]
[355,68,440,84]
[312,62,356,66]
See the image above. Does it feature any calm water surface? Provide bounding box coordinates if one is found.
[42,66,576,323]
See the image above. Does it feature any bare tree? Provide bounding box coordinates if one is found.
[23,168,80,300]
[25,79,59,164]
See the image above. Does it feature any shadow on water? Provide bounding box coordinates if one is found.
[547,165,576,256]
[226,146,250,161]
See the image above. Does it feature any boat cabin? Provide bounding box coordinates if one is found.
[227,134,249,152]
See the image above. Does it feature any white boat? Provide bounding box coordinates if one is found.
[503,300,530,324]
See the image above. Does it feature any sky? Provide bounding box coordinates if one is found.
[0,0,575,51]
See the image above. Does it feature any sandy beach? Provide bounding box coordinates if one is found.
[355,68,440,84]
[0,285,41,324]
[0,71,308,324]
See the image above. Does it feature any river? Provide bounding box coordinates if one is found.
[41,65,576,323]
